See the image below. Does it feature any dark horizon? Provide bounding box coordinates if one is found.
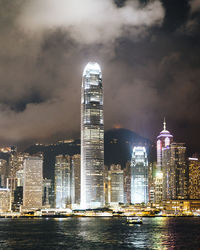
[0,125,199,158]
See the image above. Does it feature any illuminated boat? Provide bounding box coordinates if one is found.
[126,217,143,224]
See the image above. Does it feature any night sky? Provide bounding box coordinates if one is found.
[0,0,200,154]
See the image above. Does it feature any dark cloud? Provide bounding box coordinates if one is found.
[0,0,200,155]
[161,0,190,32]
[190,0,200,13]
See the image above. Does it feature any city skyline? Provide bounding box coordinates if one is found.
[0,0,199,213]
[0,1,200,249]
[0,1,199,155]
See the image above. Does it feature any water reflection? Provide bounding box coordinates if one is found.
[0,217,199,249]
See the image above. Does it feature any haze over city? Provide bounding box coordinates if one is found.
[0,0,200,154]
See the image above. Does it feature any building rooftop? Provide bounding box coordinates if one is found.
[157,118,173,139]
[83,62,101,76]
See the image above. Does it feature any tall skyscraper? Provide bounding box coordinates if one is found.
[157,119,173,170]
[23,156,43,209]
[162,143,188,200]
[55,155,71,209]
[188,157,200,199]
[131,146,148,204]
[81,62,104,209]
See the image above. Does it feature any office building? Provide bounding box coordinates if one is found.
[131,146,148,204]
[107,164,124,205]
[6,178,18,207]
[71,154,81,206]
[16,169,24,187]
[55,155,71,209]
[154,172,163,203]
[188,157,200,199]
[43,178,53,208]
[162,143,188,200]
[81,62,104,209]
[0,159,7,187]
[12,186,23,212]
[124,161,131,204]
[23,156,43,209]
[148,162,157,203]
[0,188,11,212]
[9,153,27,185]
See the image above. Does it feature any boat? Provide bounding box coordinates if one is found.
[126,217,143,224]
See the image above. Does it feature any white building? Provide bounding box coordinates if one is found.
[23,156,43,210]
[131,146,148,204]
[81,62,104,209]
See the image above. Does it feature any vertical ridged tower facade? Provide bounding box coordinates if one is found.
[81,62,104,209]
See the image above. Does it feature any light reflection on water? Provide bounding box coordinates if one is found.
[0,217,199,249]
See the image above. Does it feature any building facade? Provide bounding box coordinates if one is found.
[71,154,81,206]
[154,172,163,203]
[12,186,23,212]
[148,162,158,203]
[6,178,18,208]
[106,164,124,205]
[23,156,43,209]
[124,161,131,204]
[55,155,71,209]
[9,153,24,179]
[43,178,53,208]
[0,159,7,187]
[0,188,11,212]
[188,157,200,199]
[162,143,188,200]
[81,62,104,209]
[131,146,148,204]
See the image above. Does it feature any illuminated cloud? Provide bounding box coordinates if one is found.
[17,0,165,44]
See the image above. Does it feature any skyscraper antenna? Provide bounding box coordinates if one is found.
[163,117,166,131]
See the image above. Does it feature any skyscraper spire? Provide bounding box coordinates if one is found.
[163,117,166,131]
